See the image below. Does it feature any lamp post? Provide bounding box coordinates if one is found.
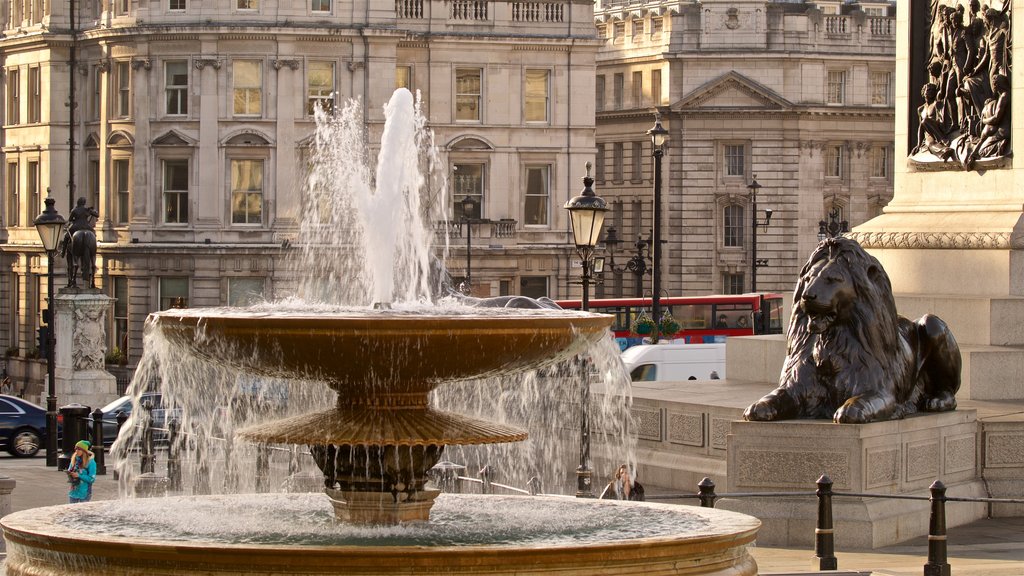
[748,176,772,292]
[817,201,849,241]
[34,196,65,467]
[460,196,479,295]
[598,226,650,298]
[647,115,668,341]
[563,161,607,498]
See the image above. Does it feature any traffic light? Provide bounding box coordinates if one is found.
[37,326,49,358]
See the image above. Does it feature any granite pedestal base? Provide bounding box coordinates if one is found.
[718,411,987,549]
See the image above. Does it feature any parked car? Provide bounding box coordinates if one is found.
[98,393,178,447]
[0,394,48,457]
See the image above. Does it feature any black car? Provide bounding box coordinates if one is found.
[98,393,178,447]
[0,394,48,457]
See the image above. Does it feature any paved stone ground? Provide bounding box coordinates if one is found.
[1,452,1022,575]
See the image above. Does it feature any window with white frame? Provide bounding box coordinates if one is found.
[595,143,605,181]
[228,277,266,306]
[723,273,745,295]
[632,19,643,40]
[453,163,484,218]
[612,143,623,181]
[6,69,19,125]
[826,70,846,104]
[632,142,642,181]
[724,204,744,247]
[163,159,189,224]
[632,71,642,108]
[90,65,101,120]
[307,61,335,115]
[27,66,39,123]
[396,66,412,91]
[613,22,625,39]
[524,165,549,226]
[455,68,482,122]
[111,276,129,353]
[231,159,263,224]
[826,145,844,178]
[651,17,663,35]
[88,159,100,210]
[232,60,262,116]
[237,0,258,9]
[724,144,745,177]
[113,158,131,224]
[870,71,891,106]
[870,145,890,179]
[6,162,18,227]
[169,0,185,10]
[613,73,623,109]
[159,277,189,310]
[595,75,605,112]
[114,61,131,118]
[114,0,129,16]
[26,160,38,219]
[311,0,331,12]
[165,61,188,115]
[524,69,549,123]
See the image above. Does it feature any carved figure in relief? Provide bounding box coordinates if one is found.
[73,306,106,370]
[743,238,961,424]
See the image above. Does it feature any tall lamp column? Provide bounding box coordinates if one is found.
[647,116,668,341]
[460,196,479,295]
[34,197,65,467]
[563,162,607,498]
[748,176,772,292]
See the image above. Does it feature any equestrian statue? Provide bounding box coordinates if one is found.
[59,197,99,289]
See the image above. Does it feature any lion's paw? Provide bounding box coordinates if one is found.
[924,391,957,412]
[834,403,870,424]
[743,401,777,421]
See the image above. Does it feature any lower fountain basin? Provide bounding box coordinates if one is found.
[2,494,759,575]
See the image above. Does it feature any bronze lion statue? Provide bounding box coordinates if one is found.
[743,237,961,424]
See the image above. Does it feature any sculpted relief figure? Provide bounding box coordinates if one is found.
[743,238,962,424]
[913,1,1011,170]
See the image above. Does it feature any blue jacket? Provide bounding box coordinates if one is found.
[68,458,96,500]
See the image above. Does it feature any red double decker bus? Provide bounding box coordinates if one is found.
[554,293,785,348]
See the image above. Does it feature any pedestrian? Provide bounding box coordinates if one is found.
[67,440,97,503]
[599,464,645,501]
[0,373,11,395]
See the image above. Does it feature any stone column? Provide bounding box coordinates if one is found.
[54,288,118,409]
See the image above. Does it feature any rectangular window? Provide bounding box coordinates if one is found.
[111,276,129,353]
[595,143,605,182]
[237,0,258,9]
[453,163,484,218]
[870,146,890,178]
[88,159,100,210]
[27,67,40,123]
[311,0,331,12]
[826,145,843,178]
[159,277,189,310]
[6,163,18,227]
[725,144,745,177]
[870,71,891,106]
[455,68,482,122]
[524,165,549,226]
[826,70,846,104]
[651,17,663,35]
[114,61,131,117]
[233,60,262,116]
[396,65,412,90]
[165,61,189,115]
[231,159,264,224]
[632,19,643,40]
[163,159,189,224]
[90,65,101,120]
[632,71,643,108]
[613,22,625,39]
[228,277,266,306]
[520,276,548,299]
[7,69,19,125]
[612,143,623,181]
[114,0,129,16]
[113,158,131,223]
[524,69,549,123]
[307,61,335,115]
[613,73,624,110]
[724,204,744,247]
[26,160,38,219]
[724,273,745,295]
[651,69,661,106]
[632,142,643,181]
[595,75,605,112]
[169,0,186,10]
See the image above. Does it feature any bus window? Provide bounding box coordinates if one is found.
[765,298,784,333]
[674,304,710,329]
[630,364,657,382]
[713,303,754,330]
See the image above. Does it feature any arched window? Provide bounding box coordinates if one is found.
[724,204,745,247]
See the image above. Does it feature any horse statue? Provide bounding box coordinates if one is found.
[60,198,100,289]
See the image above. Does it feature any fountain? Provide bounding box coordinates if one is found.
[0,89,759,575]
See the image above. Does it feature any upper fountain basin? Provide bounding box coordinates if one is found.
[150,306,613,392]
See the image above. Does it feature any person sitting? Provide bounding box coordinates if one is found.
[599,464,645,501]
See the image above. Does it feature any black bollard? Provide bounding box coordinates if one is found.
[140,400,155,474]
[255,443,270,493]
[527,476,542,496]
[479,465,493,494]
[91,408,106,475]
[924,480,951,576]
[112,411,128,480]
[815,474,838,571]
[697,477,717,508]
[166,418,181,492]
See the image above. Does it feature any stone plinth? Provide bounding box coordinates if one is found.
[719,411,987,549]
[54,288,117,409]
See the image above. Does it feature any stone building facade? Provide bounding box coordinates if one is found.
[593,0,896,298]
[0,0,599,370]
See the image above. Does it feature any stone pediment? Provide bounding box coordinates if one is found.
[152,130,197,147]
[673,72,792,111]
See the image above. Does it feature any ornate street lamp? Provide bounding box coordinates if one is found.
[460,196,480,295]
[818,202,849,241]
[647,115,668,341]
[597,226,650,298]
[34,196,65,467]
[748,176,772,292]
[563,161,607,498]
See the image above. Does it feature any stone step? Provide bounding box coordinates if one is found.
[894,294,1024,347]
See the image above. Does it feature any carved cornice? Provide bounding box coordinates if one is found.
[194,57,221,70]
[847,231,1018,250]
[273,58,301,71]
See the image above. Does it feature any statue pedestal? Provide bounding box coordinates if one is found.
[718,412,987,549]
[54,288,118,409]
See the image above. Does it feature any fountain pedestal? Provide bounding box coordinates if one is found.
[326,489,441,524]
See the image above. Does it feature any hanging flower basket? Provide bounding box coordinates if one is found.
[658,312,681,337]
[632,311,656,336]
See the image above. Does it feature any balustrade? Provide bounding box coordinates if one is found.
[450,0,489,21]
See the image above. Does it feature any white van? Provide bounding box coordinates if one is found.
[621,343,726,383]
